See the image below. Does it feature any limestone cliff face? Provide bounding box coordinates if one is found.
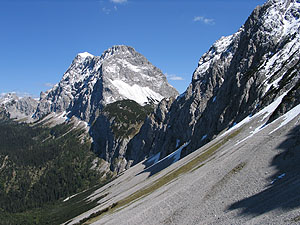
[127,0,300,163]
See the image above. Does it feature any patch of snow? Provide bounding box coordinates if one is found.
[78,52,94,58]
[63,193,80,202]
[264,74,285,94]
[201,135,207,141]
[58,111,70,122]
[109,79,164,105]
[140,73,152,81]
[256,91,289,120]
[223,91,289,143]
[176,139,180,148]
[149,141,190,170]
[262,36,299,85]
[271,173,286,184]
[166,141,190,164]
[270,103,300,134]
[196,61,210,75]
[0,98,13,105]
[146,152,161,166]
[234,92,300,146]
[213,35,233,53]
[105,64,119,74]
[82,121,90,128]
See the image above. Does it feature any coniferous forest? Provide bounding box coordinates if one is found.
[0,113,109,224]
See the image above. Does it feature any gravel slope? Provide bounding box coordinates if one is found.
[66,104,300,225]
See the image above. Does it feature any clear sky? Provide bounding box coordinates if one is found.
[0,0,266,97]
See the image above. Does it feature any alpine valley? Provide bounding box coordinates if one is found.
[1,0,300,224]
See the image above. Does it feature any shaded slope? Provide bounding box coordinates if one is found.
[229,124,300,216]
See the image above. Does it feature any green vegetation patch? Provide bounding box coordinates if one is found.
[103,100,153,138]
[229,162,246,175]
[75,202,118,225]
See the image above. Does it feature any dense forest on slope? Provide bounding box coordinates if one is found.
[0,114,110,224]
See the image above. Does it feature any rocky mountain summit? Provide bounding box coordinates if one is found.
[0,93,38,121]
[34,45,178,123]
[127,0,300,164]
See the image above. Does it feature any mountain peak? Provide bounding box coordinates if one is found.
[77,52,94,59]
[0,92,18,105]
[34,45,178,121]
[100,45,137,61]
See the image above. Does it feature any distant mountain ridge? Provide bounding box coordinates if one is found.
[0,93,38,121]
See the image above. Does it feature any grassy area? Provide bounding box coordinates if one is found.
[229,162,246,175]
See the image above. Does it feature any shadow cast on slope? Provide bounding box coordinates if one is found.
[137,153,179,177]
[228,124,300,215]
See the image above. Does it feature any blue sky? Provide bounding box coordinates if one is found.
[0,0,266,97]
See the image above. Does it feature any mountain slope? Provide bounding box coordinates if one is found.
[127,0,300,163]
[64,90,300,225]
